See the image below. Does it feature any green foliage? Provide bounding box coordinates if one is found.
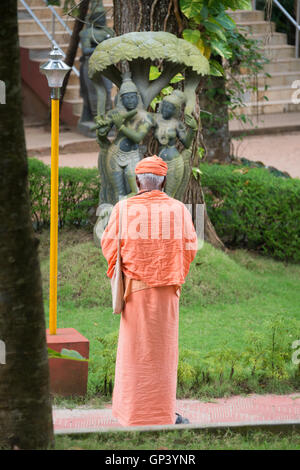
[94,331,119,396]
[201,162,300,262]
[179,0,250,62]
[179,0,269,130]
[92,314,300,398]
[149,66,184,110]
[29,159,300,263]
[48,347,88,361]
[28,158,99,230]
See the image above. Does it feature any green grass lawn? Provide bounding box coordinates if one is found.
[55,428,300,450]
[37,228,300,405]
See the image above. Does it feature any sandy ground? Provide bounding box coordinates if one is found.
[231,131,300,179]
[32,130,300,179]
[38,152,99,168]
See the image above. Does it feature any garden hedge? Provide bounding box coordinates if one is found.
[201,162,300,262]
[28,158,300,262]
[28,157,99,230]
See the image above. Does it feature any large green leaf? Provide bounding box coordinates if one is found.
[149,65,161,81]
[209,59,224,76]
[222,0,252,9]
[215,13,237,30]
[182,29,201,44]
[179,0,204,18]
[211,40,232,59]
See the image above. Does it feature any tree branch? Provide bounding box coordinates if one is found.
[144,62,184,108]
[60,0,90,108]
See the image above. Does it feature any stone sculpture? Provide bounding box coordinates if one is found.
[153,90,197,200]
[78,1,114,137]
[88,31,210,244]
[95,73,154,206]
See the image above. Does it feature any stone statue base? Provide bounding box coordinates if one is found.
[93,203,114,247]
[77,121,97,139]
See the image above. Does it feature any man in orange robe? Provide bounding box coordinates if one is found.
[101,155,197,426]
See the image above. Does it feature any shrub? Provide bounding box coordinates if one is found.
[91,316,300,398]
[201,163,300,262]
[28,158,300,262]
[28,158,99,229]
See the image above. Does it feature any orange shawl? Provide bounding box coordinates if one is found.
[101,190,197,287]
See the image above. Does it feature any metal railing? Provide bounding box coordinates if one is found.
[43,0,73,36]
[19,0,79,76]
[252,0,300,58]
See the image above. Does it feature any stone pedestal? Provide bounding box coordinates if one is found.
[77,121,96,138]
[46,328,89,397]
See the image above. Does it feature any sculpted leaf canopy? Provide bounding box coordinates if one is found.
[88,31,210,109]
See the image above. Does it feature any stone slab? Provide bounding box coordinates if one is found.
[53,393,300,434]
[47,328,89,397]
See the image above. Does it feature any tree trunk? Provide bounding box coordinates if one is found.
[0,0,54,450]
[199,75,231,163]
[60,0,90,107]
[113,0,225,250]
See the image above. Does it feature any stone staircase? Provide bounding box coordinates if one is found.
[18,2,300,134]
[18,0,113,127]
[229,8,300,135]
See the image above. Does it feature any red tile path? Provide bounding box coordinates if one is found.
[53,393,300,434]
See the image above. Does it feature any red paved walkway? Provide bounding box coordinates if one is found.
[53,394,300,434]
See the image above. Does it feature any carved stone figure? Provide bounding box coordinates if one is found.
[154,90,197,200]
[95,73,154,205]
[78,1,114,137]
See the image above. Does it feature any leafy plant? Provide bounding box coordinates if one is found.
[48,347,88,361]
[179,0,269,131]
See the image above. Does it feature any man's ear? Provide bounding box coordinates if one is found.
[136,175,141,189]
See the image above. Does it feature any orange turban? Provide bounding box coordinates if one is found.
[135,155,168,176]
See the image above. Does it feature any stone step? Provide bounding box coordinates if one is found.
[18,5,65,20]
[237,20,276,34]
[18,18,74,34]
[248,32,287,46]
[18,0,50,6]
[241,57,300,74]
[19,31,72,47]
[228,9,264,22]
[236,99,300,115]
[260,44,295,60]
[66,98,83,116]
[27,42,82,62]
[250,85,296,103]
[229,111,300,135]
[237,71,300,88]
[64,84,81,100]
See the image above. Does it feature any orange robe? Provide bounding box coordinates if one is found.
[101,190,197,426]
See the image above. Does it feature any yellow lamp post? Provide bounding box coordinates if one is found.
[40,48,70,335]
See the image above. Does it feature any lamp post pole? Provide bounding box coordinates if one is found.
[40,48,70,335]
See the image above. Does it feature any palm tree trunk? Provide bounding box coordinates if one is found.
[0,0,54,450]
